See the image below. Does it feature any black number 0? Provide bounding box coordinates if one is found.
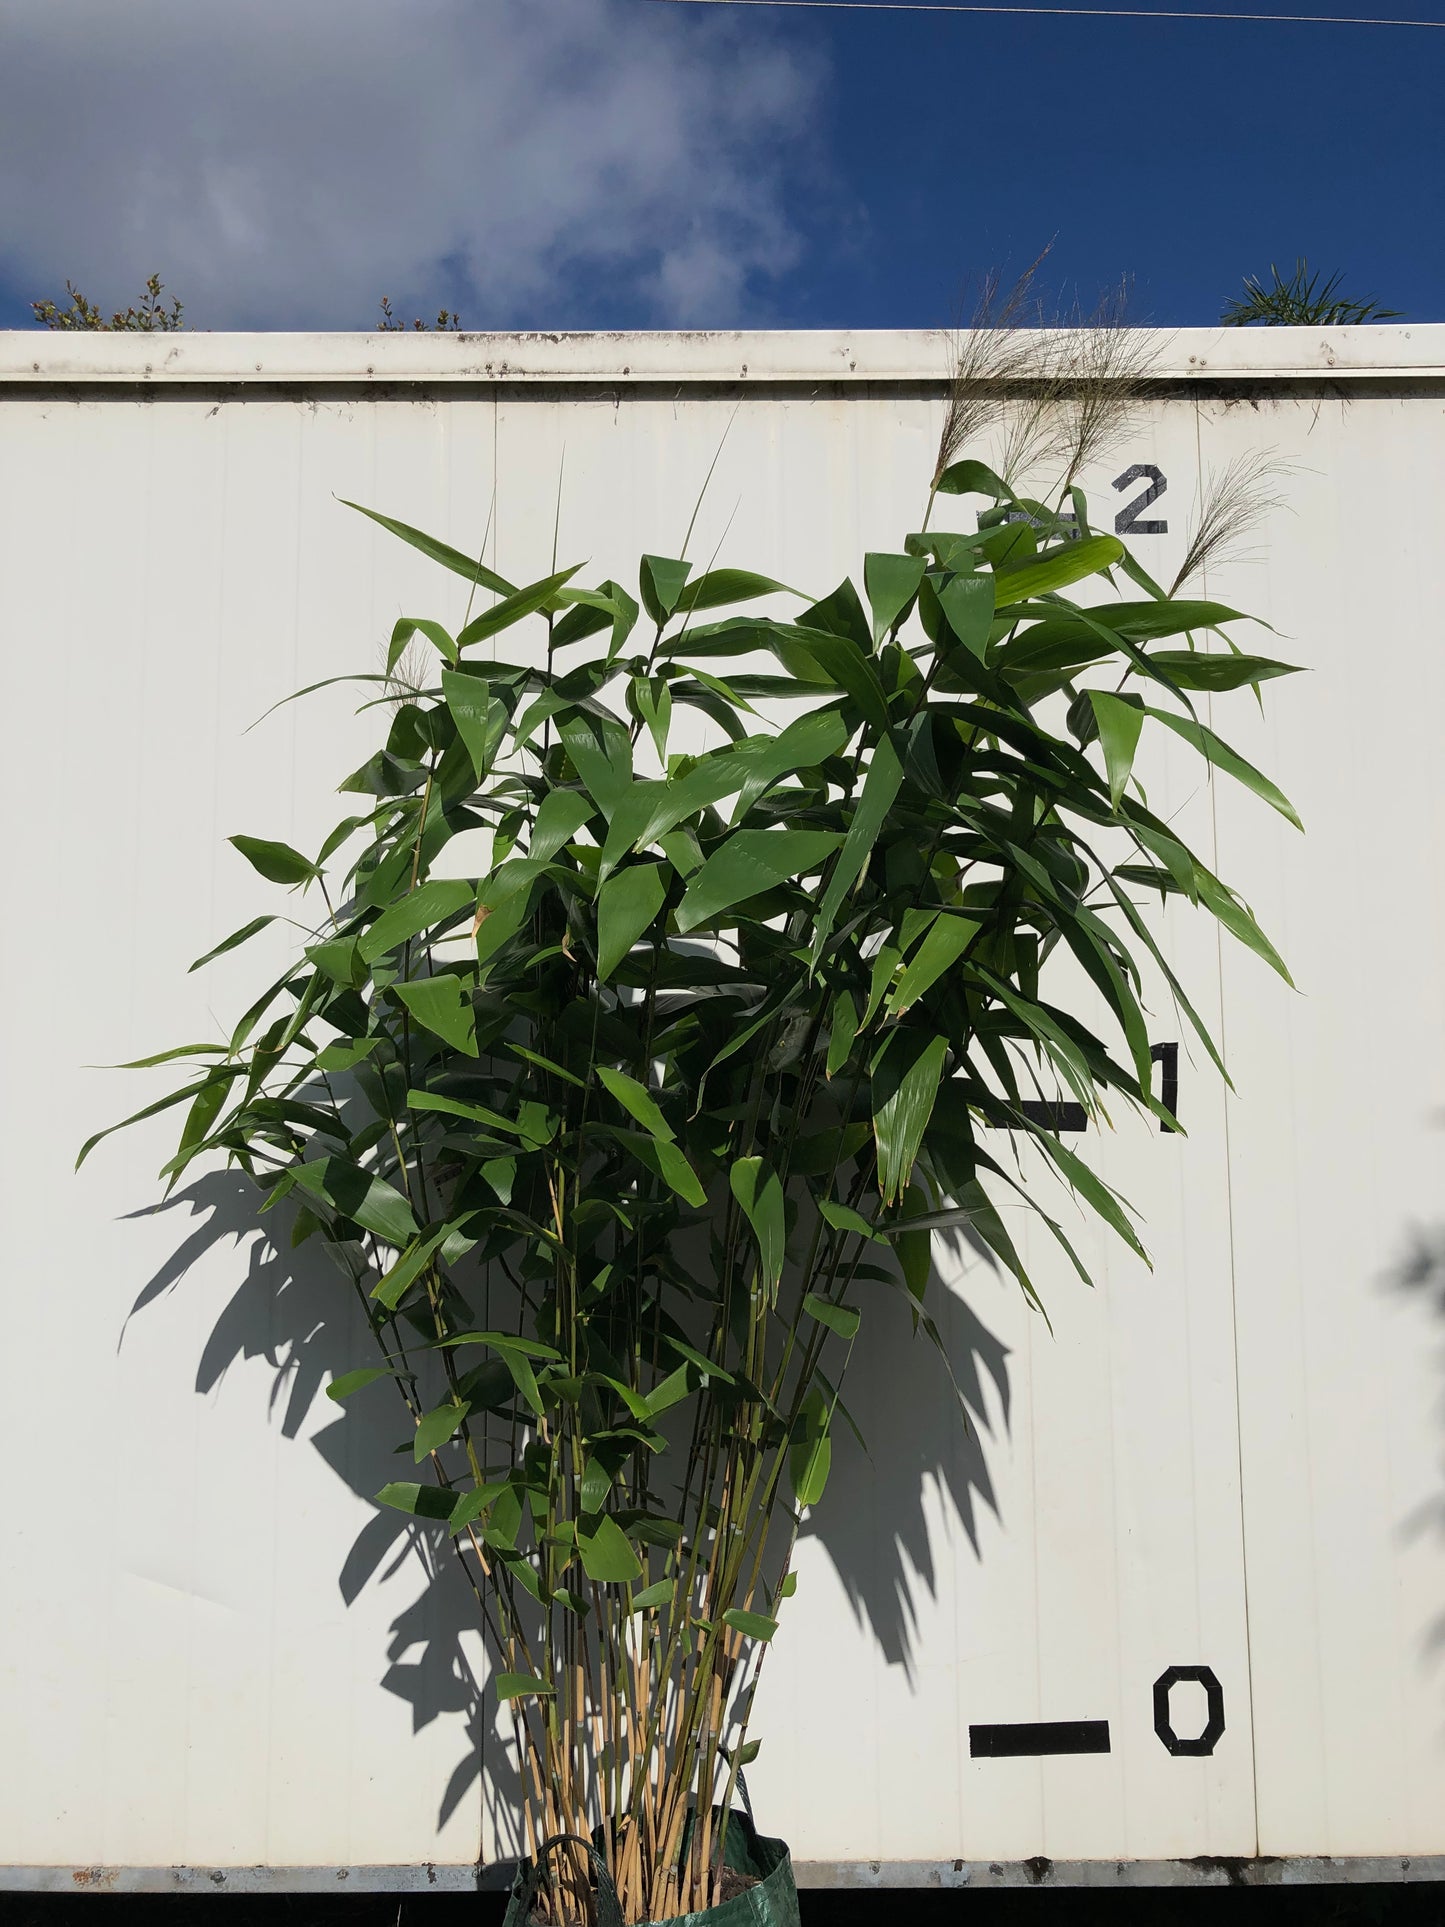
[1113,464,1168,536]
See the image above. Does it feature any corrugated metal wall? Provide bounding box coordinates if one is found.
[2,330,1442,1879]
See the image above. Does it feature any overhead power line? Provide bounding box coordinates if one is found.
[645,0,1445,28]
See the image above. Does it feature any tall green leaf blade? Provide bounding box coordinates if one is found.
[864,552,927,643]
[189,915,278,973]
[495,1672,555,1700]
[230,835,315,886]
[1140,651,1300,691]
[291,1157,419,1247]
[375,1480,457,1520]
[809,734,904,968]
[1037,1133,1149,1264]
[456,564,581,650]
[889,913,980,1015]
[529,788,596,863]
[674,568,800,614]
[598,1066,673,1141]
[675,829,842,933]
[441,671,508,778]
[640,556,692,624]
[1145,707,1303,829]
[577,1515,643,1583]
[872,1031,949,1206]
[937,573,995,659]
[395,975,478,1056]
[360,879,475,963]
[388,617,457,671]
[596,862,667,979]
[1195,864,1295,983]
[729,1156,785,1296]
[341,501,515,598]
[995,535,1123,604]
[1088,690,1145,809]
[414,1397,469,1461]
[616,1130,707,1208]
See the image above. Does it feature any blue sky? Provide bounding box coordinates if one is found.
[0,0,1439,333]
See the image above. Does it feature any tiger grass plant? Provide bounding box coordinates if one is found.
[86,419,1298,1923]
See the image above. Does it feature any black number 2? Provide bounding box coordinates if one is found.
[1113,464,1168,536]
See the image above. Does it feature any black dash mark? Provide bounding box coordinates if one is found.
[1019,1100,1087,1132]
[970,1720,1111,1758]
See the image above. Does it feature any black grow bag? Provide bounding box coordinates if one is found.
[504,1809,799,1927]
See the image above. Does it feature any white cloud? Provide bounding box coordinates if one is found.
[0,0,820,327]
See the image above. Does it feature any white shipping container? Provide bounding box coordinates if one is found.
[2,327,1443,1892]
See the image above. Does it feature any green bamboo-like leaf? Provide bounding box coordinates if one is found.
[802,1293,860,1340]
[995,534,1123,604]
[1037,1132,1149,1263]
[826,991,859,1079]
[577,1514,643,1583]
[189,915,278,973]
[494,1672,556,1700]
[640,555,692,623]
[371,1222,453,1312]
[76,1078,223,1170]
[359,879,476,963]
[1088,690,1145,809]
[456,564,581,650]
[889,912,980,1015]
[441,670,508,777]
[788,1387,832,1508]
[229,835,315,886]
[326,1366,392,1403]
[631,676,672,763]
[375,1480,456,1520]
[341,500,515,597]
[100,1042,230,1071]
[598,1066,673,1140]
[819,1198,883,1243]
[558,712,634,818]
[395,975,478,1056]
[809,734,903,968]
[673,568,800,614]
[630,1580,674,1613]
[529,788,595,863]
[675,830,841,934]
[872,1031,950,1207]
[1145,707,1302,829]
[615,1129,707,1208]
[408,1088,553,1146]
[388,617,457,671]
[937,572,995,659]
[1195,864,1295,983]
[729,1156,785,1296]
[596,862,667,978]
[933,457,1008,498]
[291,1157,418,1247]
[1139,651,1301,692]
[864,552,927,643]
[790,630,894,735]
[414,1397,469,1461]
[721,1608,779,1642]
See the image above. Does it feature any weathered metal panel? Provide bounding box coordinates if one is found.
[1,330,1442,1882]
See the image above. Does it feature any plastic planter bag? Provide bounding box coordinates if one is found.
[504,1810,799,1927]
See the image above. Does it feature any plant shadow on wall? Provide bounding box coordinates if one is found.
[90,295,1301,1925]
[1390,1217,1445,1704]
[127,1161,1012,1834]
[126,1169,511,1837]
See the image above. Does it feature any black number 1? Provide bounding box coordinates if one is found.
[1113,464,1168,536]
